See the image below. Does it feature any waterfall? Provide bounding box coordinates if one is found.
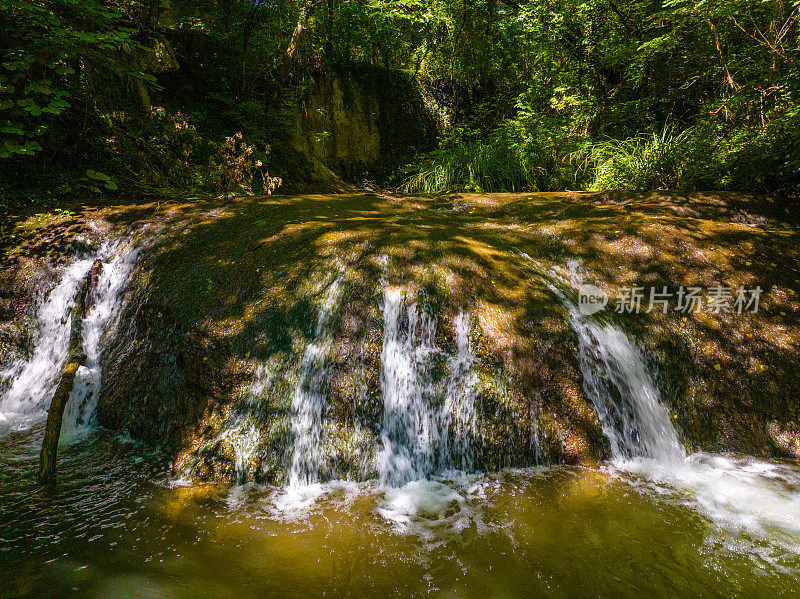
[378,290,479,486]
[527,255,800,542]
[378,287,440,486]
[442,310,479,471]
[62,242,141,438]
[288,275,344,487]
[0,240,139,436]
[520,255,684,464]
[529,398,549,466]
[0,255,97,431]
[567,309,685,464]
[221,416,262,485]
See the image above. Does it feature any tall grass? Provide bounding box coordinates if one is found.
[580,126,691,191]
[400,124,694,194]
[401,121,798,194]
[400,127,578,193]
[400,142,530,193]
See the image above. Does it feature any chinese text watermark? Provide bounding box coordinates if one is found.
[578,284,762,316]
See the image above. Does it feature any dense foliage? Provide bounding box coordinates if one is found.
[0,0,798,202]
[400,0,800,192]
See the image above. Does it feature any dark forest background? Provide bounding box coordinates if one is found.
[1,0,798,206]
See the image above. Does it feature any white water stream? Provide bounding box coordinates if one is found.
[529,255,800,548]
[274,281,482,515]
[289,275,344,487]
[377,288,481,487]
[442,310,479,471]
[378,287,442,486]
[10,238,796,553]
[0,239,139,438]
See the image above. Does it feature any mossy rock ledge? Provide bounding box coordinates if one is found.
[4,192,798,484]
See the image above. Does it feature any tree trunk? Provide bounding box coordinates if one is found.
[38,259,102,485]
[278,0,312,81]
[239,6,258,99]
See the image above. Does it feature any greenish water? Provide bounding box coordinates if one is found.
[2,429,799,598]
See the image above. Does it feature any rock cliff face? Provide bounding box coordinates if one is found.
[291,69,437,187]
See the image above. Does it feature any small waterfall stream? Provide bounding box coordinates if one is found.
[442,310,479,471]
[62,242,142,438]
[519,254,684,463]
[378,289,479,487]
[0,239,139,437]
[0,255,98,431]
[378,287,442,486]
[530,255,800,542]
[289,275,344,487]
[551,284,685,464]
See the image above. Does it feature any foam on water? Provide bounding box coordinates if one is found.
[620,453,800,545]
[378,479,467,527]
[271,482,331,514]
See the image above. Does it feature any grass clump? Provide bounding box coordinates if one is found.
[581,126,691,191]
[401,122,580,193]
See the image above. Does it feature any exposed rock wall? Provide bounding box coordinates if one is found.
[292,68,437,186]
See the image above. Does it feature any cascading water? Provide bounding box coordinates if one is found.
[519,255,684,463]
[274,280,481,517]
[378,287,441,486]
[0,255,98,432]
[378,290,480,487]
[0,239,139,436]
[442,310,479,471]
[558,291,685,464]
[529,399,549,466]
[289,275,344,487]
[207,358,281,486]
[209,273,346,494]
[527,254,800,543]
[62,242,142,439]
[221,417,262,484]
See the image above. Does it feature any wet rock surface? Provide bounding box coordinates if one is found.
[2,191,798,482]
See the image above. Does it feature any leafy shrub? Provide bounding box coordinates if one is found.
[206,132,281,195]
[723,116,800,193]
[0,0,154,159]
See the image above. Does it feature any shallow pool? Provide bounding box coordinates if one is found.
[2,429,799,598]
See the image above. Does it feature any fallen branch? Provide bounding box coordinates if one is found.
[38,259,103,485]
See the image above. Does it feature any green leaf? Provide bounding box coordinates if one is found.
[85,169,111,181]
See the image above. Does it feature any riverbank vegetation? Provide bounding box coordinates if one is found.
[1,0,798,209]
